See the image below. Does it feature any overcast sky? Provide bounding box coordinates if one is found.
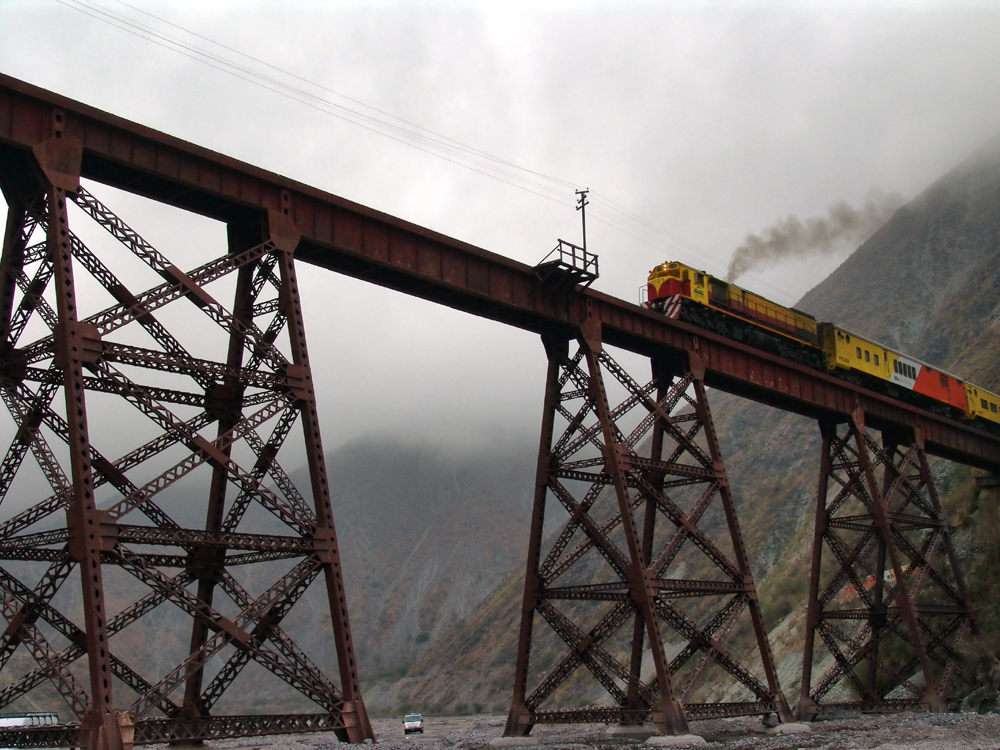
[2,0,1000,458]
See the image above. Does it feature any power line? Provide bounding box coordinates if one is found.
[57,0,579,207]
[55,0,833,312]
[111,0,582,193]
[56,1,577,200]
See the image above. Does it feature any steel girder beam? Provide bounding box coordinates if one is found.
[0,121,372,748]
[504,320,790,737]
[797,410,977,719]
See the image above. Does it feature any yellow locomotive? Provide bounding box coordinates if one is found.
[645,261,1000,432]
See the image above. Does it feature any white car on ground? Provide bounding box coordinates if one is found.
[403,713,424,734]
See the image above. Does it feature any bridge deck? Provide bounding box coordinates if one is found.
[2,72,998,471]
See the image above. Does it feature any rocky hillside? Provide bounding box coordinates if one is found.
[376,131,1000,716]
[317,439,535,683]
[219,438,539,715]
[797,131,1000,385]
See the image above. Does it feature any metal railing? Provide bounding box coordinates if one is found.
[534,239,599,288]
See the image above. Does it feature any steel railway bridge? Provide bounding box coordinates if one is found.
[0,74,995,749]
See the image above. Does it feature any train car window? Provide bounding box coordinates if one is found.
[940,375,948,387]
[695,273,704,284]
[682,270,689,281]
[864,351,870,362]
[846,334,851,343]
[856,347,862,359]
[983,399,989,410]
[992,403,998,413]
[893,360,899,374]
[874,354,879,366]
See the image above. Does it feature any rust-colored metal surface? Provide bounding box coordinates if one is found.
[0,74,993,744]
[797,413,976,718]
[504,328,791,737]
[0,110,373,748]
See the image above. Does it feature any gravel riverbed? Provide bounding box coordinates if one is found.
[149,712,1000,750]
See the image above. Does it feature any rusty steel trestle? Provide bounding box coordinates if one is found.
[798,410,977,718]
[0,125,372,748]
[504,322,791,737]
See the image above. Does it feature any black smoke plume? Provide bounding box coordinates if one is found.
[726,189,904,282]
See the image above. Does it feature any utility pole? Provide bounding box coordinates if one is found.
[576,188,589,252]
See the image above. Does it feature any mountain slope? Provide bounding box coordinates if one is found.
[320,439,535,683]
[797,131,1000,366]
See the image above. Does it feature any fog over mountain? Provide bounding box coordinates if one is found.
[797,130,1000,383]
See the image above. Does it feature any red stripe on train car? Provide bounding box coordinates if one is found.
[913,367,967,411]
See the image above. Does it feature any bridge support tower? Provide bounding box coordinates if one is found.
[504,321,791,738]
[798,410,977,719]
[0,117,372,748]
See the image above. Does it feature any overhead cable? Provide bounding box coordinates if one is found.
[57,0,819,309]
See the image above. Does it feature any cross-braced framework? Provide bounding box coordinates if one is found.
[504,327,791,738]
[798,411,977,719]
[0,135,373,749]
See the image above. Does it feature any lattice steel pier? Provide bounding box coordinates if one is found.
[797,412,977,718]
[0,117,373,749]
[505,321,791,737]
